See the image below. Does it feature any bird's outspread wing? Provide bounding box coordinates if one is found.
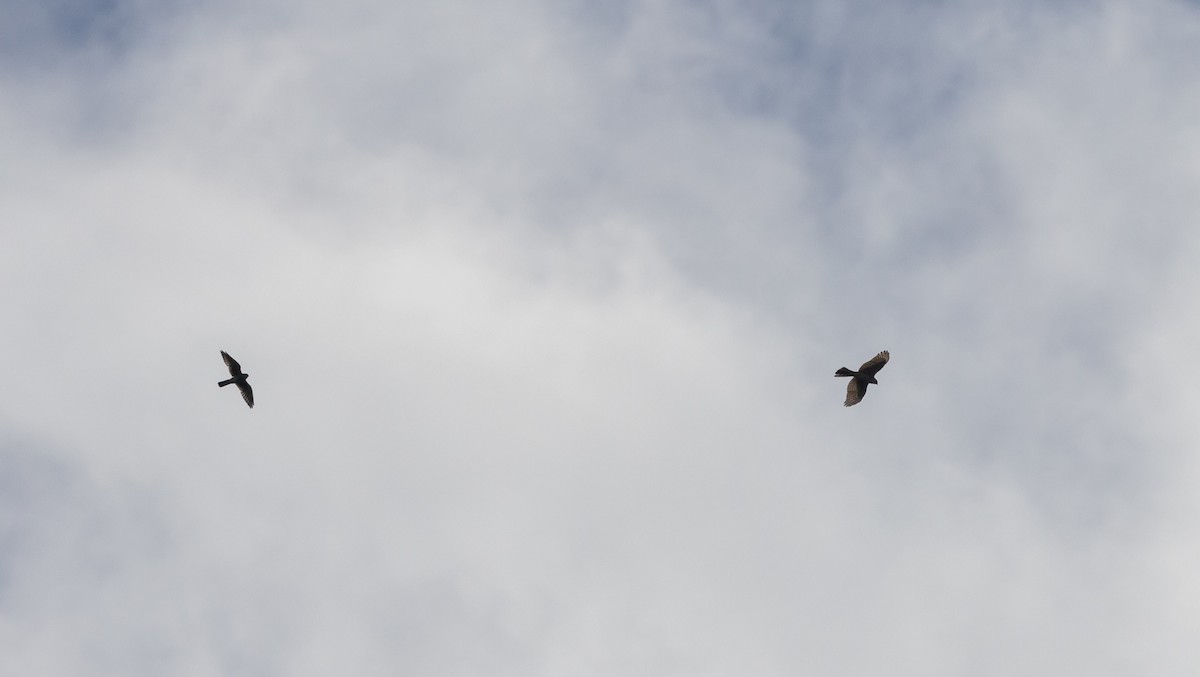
[858,350,889,377]
[236,381,254,408]
[844,378,866,407]
[221,350,243,376]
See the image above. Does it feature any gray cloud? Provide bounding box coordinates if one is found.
[4,0,1200,674]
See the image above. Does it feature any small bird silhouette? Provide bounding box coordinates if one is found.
[218,350,254,408]
[835,350,889,407]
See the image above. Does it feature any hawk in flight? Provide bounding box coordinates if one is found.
[835,350,889,407]
[218,350,254,408]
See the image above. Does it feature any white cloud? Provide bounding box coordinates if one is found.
[4,1,1200,674]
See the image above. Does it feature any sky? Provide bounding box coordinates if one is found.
[3,0,1200,674]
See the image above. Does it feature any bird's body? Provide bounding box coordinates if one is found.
[218,350,254,408]
[835,350,889,407]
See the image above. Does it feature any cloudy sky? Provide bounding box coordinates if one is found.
[4,0,1200,674]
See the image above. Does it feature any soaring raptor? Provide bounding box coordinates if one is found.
[218,350,254,408]
[835,351,889,407]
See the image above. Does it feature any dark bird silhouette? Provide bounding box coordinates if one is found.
[218,350,254,408]
[835,350,889,407]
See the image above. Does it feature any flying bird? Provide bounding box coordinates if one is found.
[835,350,889,407]
[218,350,254,408]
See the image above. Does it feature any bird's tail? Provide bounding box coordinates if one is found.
[218,378,236,387]
[835,367,854,377]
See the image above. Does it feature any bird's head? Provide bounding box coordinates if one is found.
[866,376,878,385]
